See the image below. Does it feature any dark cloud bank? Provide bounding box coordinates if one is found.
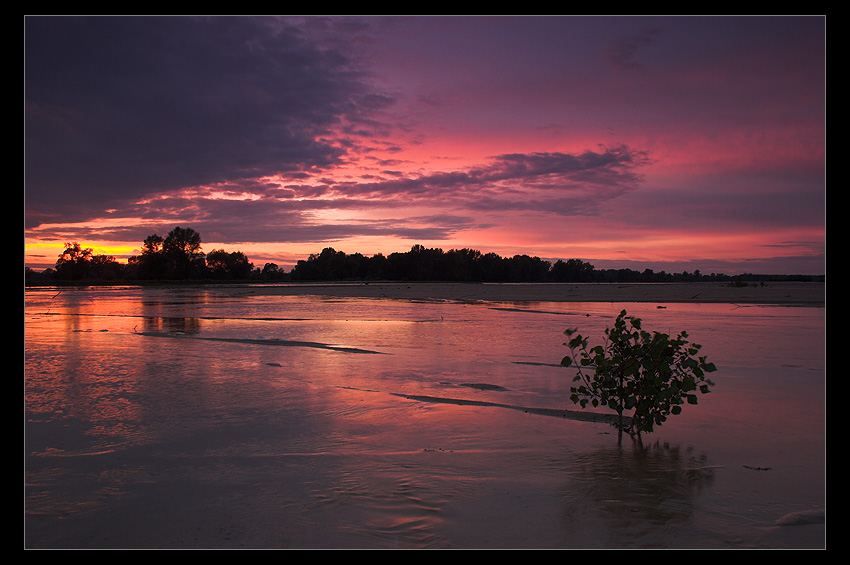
[25,16,384,228]
[25,16,650,244]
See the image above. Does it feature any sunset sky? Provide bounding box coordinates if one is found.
[24,16,825,275]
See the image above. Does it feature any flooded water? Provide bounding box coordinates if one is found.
[24,285,825,549]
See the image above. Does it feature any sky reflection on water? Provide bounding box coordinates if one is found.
[25,286,825,548]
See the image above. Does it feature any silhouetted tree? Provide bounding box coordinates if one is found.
[54,242,93,280]
[54,242,124,280]
[207,249,254,279]
[476,252,505,281]
[89,253,124,280]
[261,262,287,280]
[441,248,481,281]
[551,258,595,282]
[290,247,366,281]
[363,253,387,280]
[504,254,550,282]
[126,226,207,280]
[162,226,206,279]
[134,233,167,279]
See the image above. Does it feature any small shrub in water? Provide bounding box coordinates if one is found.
[561,309,716,442]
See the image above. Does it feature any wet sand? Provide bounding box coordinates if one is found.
[224,281,825,307]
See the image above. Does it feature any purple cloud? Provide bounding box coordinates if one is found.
[323,145,649,202]
[25,16,392,228]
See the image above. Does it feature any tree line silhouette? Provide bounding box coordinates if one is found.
[25,226,823,284]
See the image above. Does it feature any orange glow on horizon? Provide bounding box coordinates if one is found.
[25,240,140,268]
[25,220,825,275]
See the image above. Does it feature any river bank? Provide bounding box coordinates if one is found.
[216,281,825,307]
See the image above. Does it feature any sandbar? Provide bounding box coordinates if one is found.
[219,281,824,307]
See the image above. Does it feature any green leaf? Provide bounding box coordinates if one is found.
[555,309,715,436]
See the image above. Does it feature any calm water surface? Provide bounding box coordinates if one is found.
[24,285,825,549]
